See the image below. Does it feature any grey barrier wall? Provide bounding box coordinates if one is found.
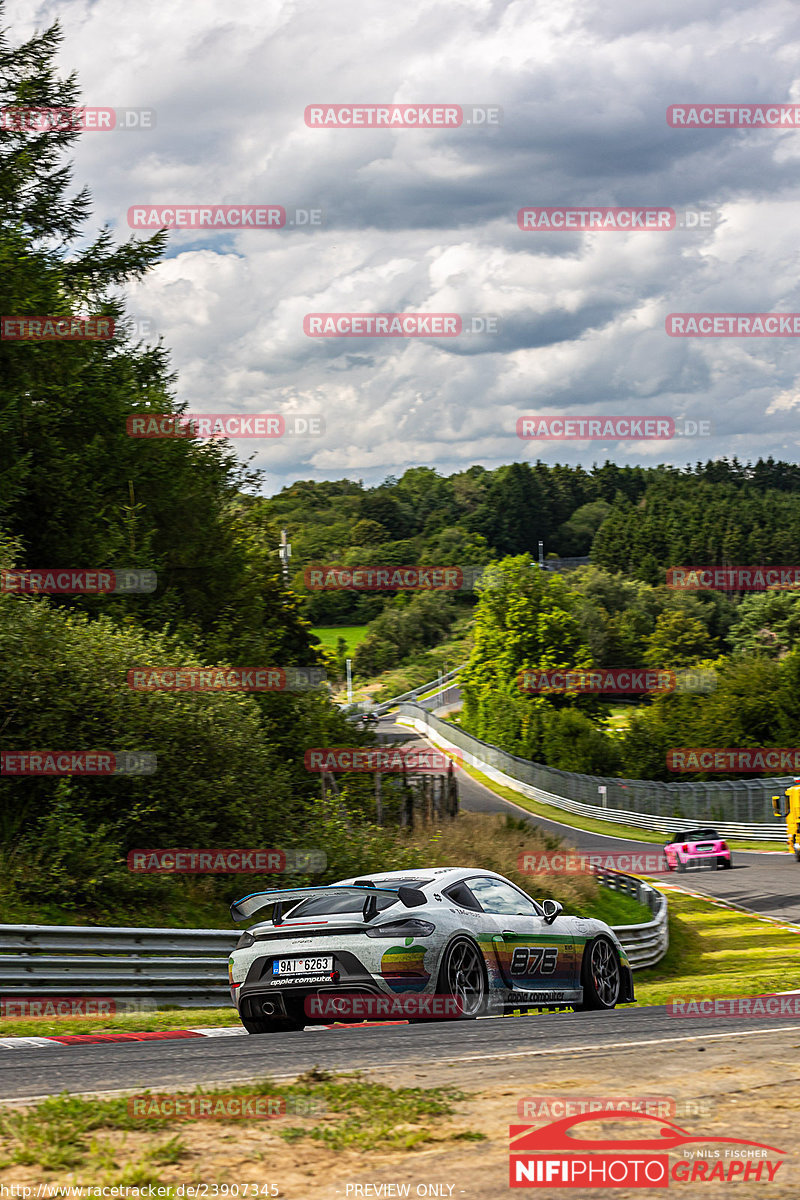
[397,703,787,839]
[0,882,667,1010]
[598,871,669,968]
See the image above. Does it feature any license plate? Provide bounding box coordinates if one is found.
[272,956,333,976]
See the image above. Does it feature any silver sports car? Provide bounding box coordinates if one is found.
[228,867,634,1033]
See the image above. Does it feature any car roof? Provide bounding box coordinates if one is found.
[333,867,515,888]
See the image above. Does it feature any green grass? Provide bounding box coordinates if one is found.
[632,887,800,1007]
[0,1005,242,1039]
[0,1071,481,1176]
[309,624,369,654]
[435,752,787,853]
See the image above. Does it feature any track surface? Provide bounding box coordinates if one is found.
[382,714,800,924]
[2,1006,800,1102]
[2,712,796,1102]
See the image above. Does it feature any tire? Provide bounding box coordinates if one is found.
[721,856,733,869]
[574,937,622,1011]
[794,848,800,863]
[676,858,686,873]
[436,936,487,1019]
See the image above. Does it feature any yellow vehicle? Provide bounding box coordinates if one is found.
[772,783,800,861]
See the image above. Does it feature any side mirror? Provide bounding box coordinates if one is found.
[773,795,788,818]
[398,885,427,908]
[541,899,563,925]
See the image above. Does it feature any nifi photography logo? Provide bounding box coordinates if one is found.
[509,1111,785,1187]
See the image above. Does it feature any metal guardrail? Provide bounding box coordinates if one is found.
[371,664,467,715]
[398,704,784,840]
[0,924,238,1007]
[602,871,669,969]
[0,874,667,1010]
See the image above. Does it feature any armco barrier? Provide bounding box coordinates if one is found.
[397,704,785,840]
[602,871,669,969]
[0,924,238,1007]
[0,877,666,1009]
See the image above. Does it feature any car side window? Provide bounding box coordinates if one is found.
[467,876,541,916]
[442,881,483,911]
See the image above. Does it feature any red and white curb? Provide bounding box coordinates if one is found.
[0,1026,248,1050]
[0,1020,416,1050]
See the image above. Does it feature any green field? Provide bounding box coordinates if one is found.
[310,625,369,654]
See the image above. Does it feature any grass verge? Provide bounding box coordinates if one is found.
[0,1007,242,1039]
[0,1070,483,1182]
[632,886,800,1007]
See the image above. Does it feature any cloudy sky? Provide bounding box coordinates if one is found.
[9,0,800,492]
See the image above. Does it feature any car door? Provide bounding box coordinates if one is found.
[465,876,577,997]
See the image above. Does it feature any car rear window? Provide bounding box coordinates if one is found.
[678,829,720,841]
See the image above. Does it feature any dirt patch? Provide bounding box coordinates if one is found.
[1,1030,799,1197]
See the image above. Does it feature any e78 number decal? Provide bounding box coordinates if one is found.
[510,946,558,975]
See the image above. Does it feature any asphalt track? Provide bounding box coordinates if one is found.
[3,1007,800,1103]
[380,714,800,925]
[1,712,797,1102]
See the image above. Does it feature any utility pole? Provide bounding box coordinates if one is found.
[278,528,291,583]
[346,658,353,706]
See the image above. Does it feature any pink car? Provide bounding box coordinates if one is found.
[664,827,732,872]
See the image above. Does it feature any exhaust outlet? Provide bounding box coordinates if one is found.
[261,1001,276,1016]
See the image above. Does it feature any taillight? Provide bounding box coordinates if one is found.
[720,841,728,851]
[683,844,689,852]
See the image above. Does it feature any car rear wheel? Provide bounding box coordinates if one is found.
[676,859,686,873]
[574,937,621,1011]
[437,936,486,1019]
[719,855,732,869]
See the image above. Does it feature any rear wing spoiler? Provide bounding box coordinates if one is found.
[230,884,402,924]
